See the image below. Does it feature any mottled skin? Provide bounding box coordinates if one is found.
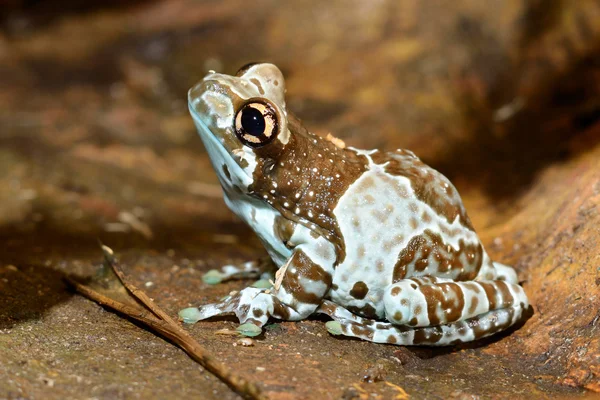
[180,63,529,345]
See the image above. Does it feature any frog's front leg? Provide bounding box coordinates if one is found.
[180,242,334,336]
[202,257,276,285]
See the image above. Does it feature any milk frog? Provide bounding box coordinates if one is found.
[180,63,529,345]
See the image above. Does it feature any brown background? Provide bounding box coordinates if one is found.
[1,0,599,398]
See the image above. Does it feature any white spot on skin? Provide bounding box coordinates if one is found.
[295,193,301,199]
[284,202,289,208]
[295,207,300,214]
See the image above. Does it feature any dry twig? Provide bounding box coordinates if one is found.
[66,244,267,400]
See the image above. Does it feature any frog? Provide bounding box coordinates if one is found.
[179,63,529,345]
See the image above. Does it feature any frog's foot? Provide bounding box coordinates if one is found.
[179,286,301,337]
[202,258,276,285]
[318,300,527,346]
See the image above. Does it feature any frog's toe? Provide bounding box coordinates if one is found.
[202,269,225,285]
[251,278,273,289]
[325,320,343,335]
[179,292,242,324]
[179,307,204,324]
[179,302,234,324]
[236,323,263,337]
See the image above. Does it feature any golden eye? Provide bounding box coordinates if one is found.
[234,101,279,148]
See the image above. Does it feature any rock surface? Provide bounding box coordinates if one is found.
[1,0,599,398]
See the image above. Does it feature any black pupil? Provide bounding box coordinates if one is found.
[241,107,265,136]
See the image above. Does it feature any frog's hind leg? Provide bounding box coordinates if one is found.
[382,276,529,330]
[202,257,276,285]
[318,300,526,346]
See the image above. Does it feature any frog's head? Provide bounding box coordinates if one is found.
[188,63,290,193]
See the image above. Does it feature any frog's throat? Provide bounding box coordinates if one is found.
[188,103,254,190]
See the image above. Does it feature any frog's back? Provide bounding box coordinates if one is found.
[329,148,490,318]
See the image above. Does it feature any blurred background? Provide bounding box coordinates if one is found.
[1,1,599,399]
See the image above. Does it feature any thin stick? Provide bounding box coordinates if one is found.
[67,246,268,400]
[100,245,178,326]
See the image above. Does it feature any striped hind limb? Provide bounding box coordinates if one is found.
[382,276,529,328]
[319,300,528,346]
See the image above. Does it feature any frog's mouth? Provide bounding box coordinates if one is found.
[188,101,254,191]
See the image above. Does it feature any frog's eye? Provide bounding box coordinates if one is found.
[234,101,279,148]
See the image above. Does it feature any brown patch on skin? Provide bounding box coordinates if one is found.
[272,300,291,320]
[371,150,474,229]
[479,281,499,310]
[331,283,338,291]
[391,286,401,296]
[252,308,264,318]
[387,335,398,344]
[357,245,366,258]
[346,304,378,319]
[420,282,466,326]
[364,194,376,204]
[250,113,368,264]
[222,164,231,181]
[357,176,375,191]
[400,299,408,306]
[468,297,479,315]
[350,323,374,340]
[393,311,403,321]
[463,282,482,294]
[250,78,265,95]
[414,305,422,315]
[486,281,515,309]
[273,215,296,245]
[392,229,484,282]
[412,326,444,345]
[408,317,418,326]
[421,211,432,223]
[376,260,385,272]
[409,203,419,213]
[349,281,369,299]
[371,209,388,223]
[280,249,332,305]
